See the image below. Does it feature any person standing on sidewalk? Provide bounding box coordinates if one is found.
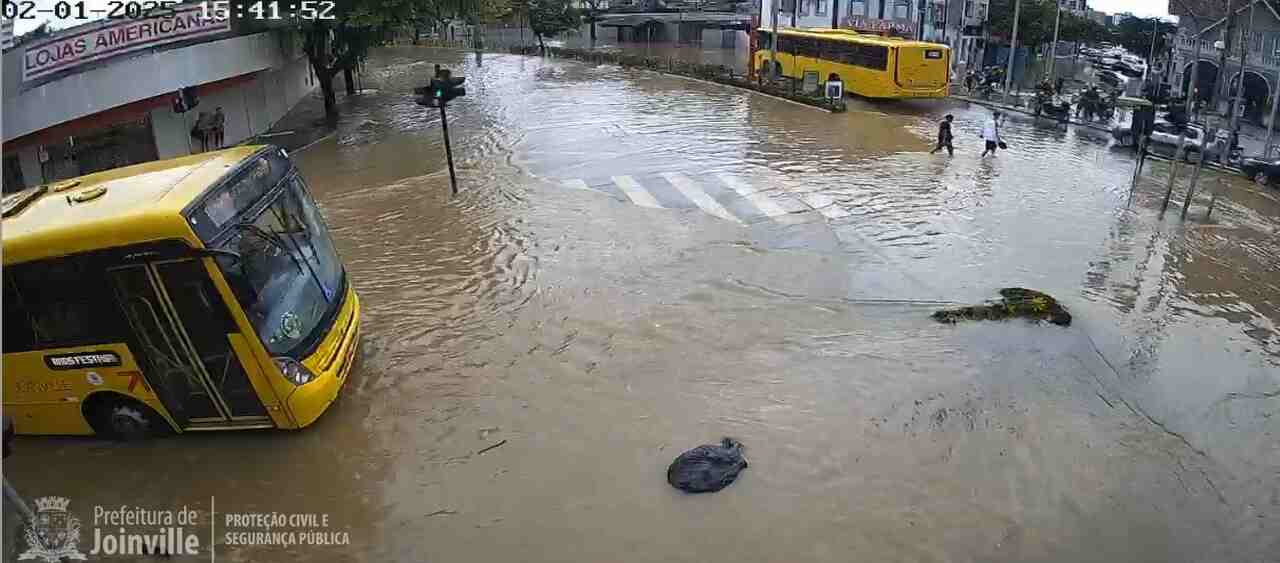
[212,107,226,148]
[980,111,1003,157]
[930,114,955,156]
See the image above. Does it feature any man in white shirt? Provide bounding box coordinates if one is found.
[981,111,1002,157]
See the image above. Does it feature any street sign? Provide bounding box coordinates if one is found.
[826,80,844,100]
[803,71,819,94]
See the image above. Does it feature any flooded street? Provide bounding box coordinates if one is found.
[7,47,1279,562]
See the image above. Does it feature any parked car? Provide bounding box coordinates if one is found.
[1239,156,1280,185]
[1148,122,1226,162]
[1097,70,1126,88]
[1116,62,1145,78]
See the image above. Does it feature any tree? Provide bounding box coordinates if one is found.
[1114,15,1177,62]
[13,23,52,48]
[527,0,578,53]
[300,0,406,121]
[987,0,1056,48]
[1059,12,1109,45]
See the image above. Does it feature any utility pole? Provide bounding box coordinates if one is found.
[1266,56,1280,157]
[1228,0,1253,152]
[1002,0,1020,105]
[1048,0,1061,79]
[1142,17,1157,83]
[942,0,948,42]
[768,0,778,80]
[1212,0,1235,113]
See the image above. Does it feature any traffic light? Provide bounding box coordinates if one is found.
[436,70,465,103]
[414,84,438,107]
[415,68,466,107]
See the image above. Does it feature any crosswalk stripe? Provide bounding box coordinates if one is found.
[800,192,851,219]
[563,178,591,191]
[662,172,742,224]
[610,175,663,208]
[716,174,791,218]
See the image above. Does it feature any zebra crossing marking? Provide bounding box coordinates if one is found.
[716,173,792,218]
[560,172,837,225]
[661,172,742,224]
[611,175,664,208]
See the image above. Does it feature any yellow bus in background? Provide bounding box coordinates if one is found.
[2,146,361,439]
[754,28,950,99]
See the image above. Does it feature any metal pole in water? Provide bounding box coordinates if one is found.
[440,103,458,196]
[1182,132,1210,218]
[1267,64,1280,155]
[1002,0,1021,106]
[1130,136,1148,200]
[1162,142,1186,213]
[1205,178,1222,217]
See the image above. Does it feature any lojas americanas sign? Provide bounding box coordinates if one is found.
[21,5,230,83]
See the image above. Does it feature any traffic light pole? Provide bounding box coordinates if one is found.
[439,102,458,196]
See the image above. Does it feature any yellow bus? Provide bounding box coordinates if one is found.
[2,146,361,439]
[754,28,950,99]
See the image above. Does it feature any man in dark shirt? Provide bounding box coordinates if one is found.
[930,114,955,156]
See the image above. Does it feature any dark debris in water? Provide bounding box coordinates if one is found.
[666,438,748,494]
[932,288,1072,327]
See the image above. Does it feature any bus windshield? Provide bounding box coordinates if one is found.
[214,175,343,356]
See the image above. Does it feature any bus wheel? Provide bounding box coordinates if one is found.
[86,396,166,440]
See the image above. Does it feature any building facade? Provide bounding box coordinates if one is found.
[1170,0,1280,124]
[1,11,316,192]
[1059,0,1087,16]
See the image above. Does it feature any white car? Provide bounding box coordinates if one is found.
[1148,122,1226,162]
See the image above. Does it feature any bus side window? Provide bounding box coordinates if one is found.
[7,259,124,350]
[3,276,35,352]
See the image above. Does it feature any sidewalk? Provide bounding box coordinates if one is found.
[949,90,1115,133]
[237,78,356,153]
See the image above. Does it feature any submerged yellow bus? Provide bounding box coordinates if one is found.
[755,28,950,99]
[2,146,361,439]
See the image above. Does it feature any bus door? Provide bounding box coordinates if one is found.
[108,259,271,429]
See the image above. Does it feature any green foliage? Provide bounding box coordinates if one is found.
[987,0,1055,47]
[527,0,578,44]
[1113,15,1177,61]
[987,0,1111,48]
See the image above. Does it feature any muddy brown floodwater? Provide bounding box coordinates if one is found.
[6,48,1279,563]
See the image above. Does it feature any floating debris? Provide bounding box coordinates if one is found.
[666,438,748,493]
[932,288,1072,326]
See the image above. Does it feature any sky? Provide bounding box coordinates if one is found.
[1088,0,1172,19]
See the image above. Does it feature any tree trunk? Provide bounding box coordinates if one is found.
[344,66,356,95]
[414,27,421,45]
[537,33,545,55]
[319,73,338,122]
[590,19,597,41]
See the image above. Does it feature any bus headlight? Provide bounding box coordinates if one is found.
[274,357,316,386]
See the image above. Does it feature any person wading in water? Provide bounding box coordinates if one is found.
[930,114,955,156]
